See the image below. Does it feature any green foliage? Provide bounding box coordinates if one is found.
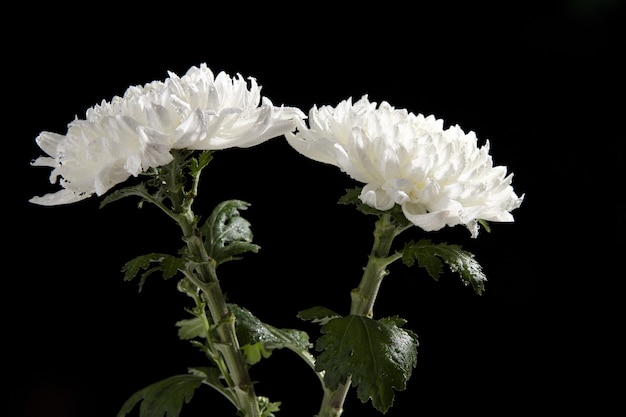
[121,253,185,291]
[116,373,205,417]
[201,200,260,266]
[478,218,491,233]
[401,239,486,294]
[297,306,341,325]
[176,316,207,340]
[257,396,282,417]
[100,182,160,209]
[188,150,213,177]
[313,315,419,414]
[229,303,313,365]
[98,150,214,215]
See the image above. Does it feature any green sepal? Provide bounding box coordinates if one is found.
[201,200,260,266]
[121,253,185,291]
[116,371,206,417]
[401,238,486,295]
[478,218,491,233]
[228,304,313,365]
[314,315,419,414]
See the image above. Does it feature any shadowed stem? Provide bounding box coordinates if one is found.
[316,213,407,417]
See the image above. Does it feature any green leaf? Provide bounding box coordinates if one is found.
[116,373,204,417]
[100,183,154,208]
[176,317,207,340]
[188,150,213,176]
[121,253,185,291]
[187,366,237,406]
[402,239,487,295]
[315,315,419,413]
[241,342,273,365]
[337,187,362,206]
[229,304,313,365]
[257,396,282,417]
[201,200,260,265]
[297,306,341,325]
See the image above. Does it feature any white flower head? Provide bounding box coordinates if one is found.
[285,95,524,237]
[30,63,305,206]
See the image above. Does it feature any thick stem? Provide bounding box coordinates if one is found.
[183,228,261,417]
[146,151,260,416]
[316,214,404,417]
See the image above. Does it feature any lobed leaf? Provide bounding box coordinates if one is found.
[121,253,185,291]
[176,317,207,340]
[201,200,260,265]
[297,306,341,325]
[229,304,312,364]
[315,315,418,413]
[402,239,487,294]
[116,373,204,417]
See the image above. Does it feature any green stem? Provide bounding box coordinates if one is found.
[154,151,260,417]
[316,213,406,417]
[181,223,261,417]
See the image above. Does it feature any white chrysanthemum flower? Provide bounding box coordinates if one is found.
[285,95,524,237]
[30,63,305,206]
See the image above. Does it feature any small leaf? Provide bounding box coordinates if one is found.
[402,239,487,294]
[202,200,260,265]
[337,187,362,206]
[315,315,418,413]
[116,374,204,417]
[478,219,491,233]
[257,396,281,417]
[241,342,273,365]
[176,317,207,340]
[188,150,213,176]
[229,304,312,364]
[297,306,341,325]
[121,253,185,291]
[187,366,237,405]
[100,183,154,208]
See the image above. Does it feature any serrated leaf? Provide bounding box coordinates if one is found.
[337,187,362,206]
[257,395,282,417]
[187,366,237,406]
[228,304,312,364]
[176,317,207,340]
[241,342,273,365]
[402,239,487,295]
[188,150,213,176]
[315,315,418,413]
[116,373,204,417]
[202,200,260,265]
[100,183,154,208]
[297,306,341,325]
[121,253,185,291]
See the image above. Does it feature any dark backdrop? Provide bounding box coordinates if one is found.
[5,1,624,416]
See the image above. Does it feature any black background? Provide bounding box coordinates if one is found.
[5,1,624,416]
